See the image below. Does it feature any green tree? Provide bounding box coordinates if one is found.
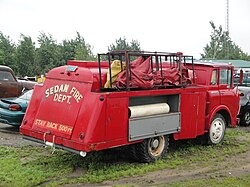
[60,39,75,63]
[74,32,95,60]
[15,34,36,76]
[60,32,96,63]
[35,32,61,74]
[108,37,141,51]
[0,32,16,70]
[201,21,250,60]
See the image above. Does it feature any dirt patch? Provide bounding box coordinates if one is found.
[84,126,250,187]
[0,122,39,147]
[99,127,250,187]
[101,149,250,186]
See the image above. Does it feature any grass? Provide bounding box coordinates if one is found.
[0,127,250,187]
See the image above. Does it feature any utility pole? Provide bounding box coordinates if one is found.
[226,0,229,59]
[226,0,229,34]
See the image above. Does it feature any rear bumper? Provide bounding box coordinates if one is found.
[20,127,132,154]
[0,109,24,126]
[20,127,91,152]
[23,135,86,156]
[0,115,23,126]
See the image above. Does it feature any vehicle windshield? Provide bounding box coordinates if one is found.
[19,90,33,100]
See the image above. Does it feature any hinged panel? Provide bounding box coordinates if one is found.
[129,112,180,141]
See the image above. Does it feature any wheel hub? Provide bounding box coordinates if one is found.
[148,136,165,158]
[152,139,159,148]
[245,112,250,123]
[213,126,222,139]
[211,120,223,142]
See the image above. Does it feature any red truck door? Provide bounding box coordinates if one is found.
[206,69,220,118]
[218,68,239,122]
[219,68,235,105]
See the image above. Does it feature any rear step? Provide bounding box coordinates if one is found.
[23,135,87,157]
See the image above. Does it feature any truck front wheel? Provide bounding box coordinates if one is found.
[134,135,169,163]
[208,113,226,145]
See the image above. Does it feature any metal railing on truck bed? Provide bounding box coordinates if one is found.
[97,50,195,91]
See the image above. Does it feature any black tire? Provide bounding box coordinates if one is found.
[207,113,226,145]
[126,144,139,162]
[133,135,169,163]
[240,110,250,126]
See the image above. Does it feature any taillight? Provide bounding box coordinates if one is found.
[9,104,22,111]
[239,92,244,96]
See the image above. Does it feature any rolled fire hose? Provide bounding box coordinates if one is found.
[129,103,170,118]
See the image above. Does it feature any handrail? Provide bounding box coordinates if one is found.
[97,50,195,91]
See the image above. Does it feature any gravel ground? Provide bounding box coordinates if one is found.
[0,122,39,147]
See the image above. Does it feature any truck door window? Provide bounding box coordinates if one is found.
[0,71,15,81]
[220,69,232,87]
[211,70,217,85]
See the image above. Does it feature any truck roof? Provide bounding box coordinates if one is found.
[0,65,14,73]
[192,61,234,68]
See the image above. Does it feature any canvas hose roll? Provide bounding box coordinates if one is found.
[129,103,170,118]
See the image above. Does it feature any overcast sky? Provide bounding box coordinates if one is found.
[0,0,249,58]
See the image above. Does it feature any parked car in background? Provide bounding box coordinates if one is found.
[238,86,250,126]
[0,89,33,126]
[0,65,36,98]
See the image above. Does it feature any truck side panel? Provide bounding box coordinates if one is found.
[71,92,107,144]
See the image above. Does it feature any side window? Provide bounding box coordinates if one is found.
[0,71,15,81]
[211,70,217,85]
[220,69,232,87]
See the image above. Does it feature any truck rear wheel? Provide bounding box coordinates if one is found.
[208,113,226,145]
[134,135,169,163]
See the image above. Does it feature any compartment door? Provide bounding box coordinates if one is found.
[105,97,128,141]
[176,92,200,139]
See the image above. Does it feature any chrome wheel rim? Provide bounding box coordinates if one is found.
[210,118,224,144]
[244,112,250,124]
[148,136,165,157]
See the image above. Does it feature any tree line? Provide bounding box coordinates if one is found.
[0,32,141,77]
[201,21,250,61]
[0,22,249,77]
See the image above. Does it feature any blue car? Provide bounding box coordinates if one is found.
[0,90,33,126]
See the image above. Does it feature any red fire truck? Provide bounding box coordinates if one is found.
[20,51,239,162]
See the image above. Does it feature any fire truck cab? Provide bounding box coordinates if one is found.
[20,51,239,163]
